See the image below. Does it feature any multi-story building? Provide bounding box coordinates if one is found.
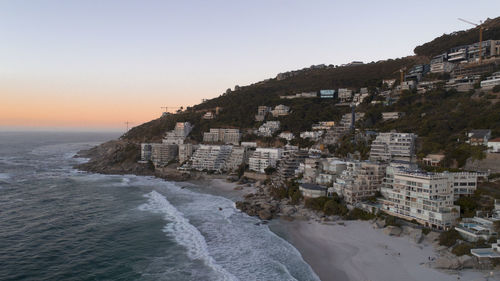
[303,158,321,183]
[278,150,308,181]
[178,143,195,163]
[271,104,290,117]
[248,148,283,173]
[140,143,178,167]
[203,128,241,145]
[369,132,417,163]
[322,112,365,144]
[224,146,247,171]
[481,71,500,90]
[488,138,500,153]
[338,88,353,102]
[300,131,323,141]
[279,131,294,141]
[257,121,281,137]
[430,53,456,73]
[163,122,193,144]
[330,161,385,204]
[446,172,478,200]
[380,168,460,230]
[456,200,500,243]
[320,89,336,99]
[190,145,232,171]
[255,106,272,121]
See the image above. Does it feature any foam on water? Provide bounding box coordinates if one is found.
[0,173,10,180]
[139,190,239,281]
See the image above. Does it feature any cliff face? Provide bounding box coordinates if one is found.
[76,140,153,176]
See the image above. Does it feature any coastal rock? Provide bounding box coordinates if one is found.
[458,255,474,268]
[424,231,440,244]
[258,210,273,220]
[281,206,297,216]
[408,228,423,244]
[372,218,386,229]
[434,256,461,270]
[383,226,402,236]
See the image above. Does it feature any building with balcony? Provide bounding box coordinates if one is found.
[257,121,281,137]
[140,143,178,167]
[271,104,290,117]
[380,168,460,230]
[369,132,417,163]
[163,122,193,145]
[299,183,327,199]
[203,128,241,145]
[481,71,500,90]
[338,88,353,102]
[190,145,232,172]
[248,148,283,173]
[382,112,405,121]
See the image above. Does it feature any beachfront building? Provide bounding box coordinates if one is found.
[299,183,327,199]
[224,146,247,171]
[203,128,241,145]
[190,145,232,172]
[330,161,386,204]
[271,104,290,117]
[380,168,460,230]
[163,122,193,144]
[140,143,178,167]
[257,121,281,137]
[249,148,283,173]
[278,150,308,181]
[457,201,500,243]
[178,143,195,163]
[369,132,417,163]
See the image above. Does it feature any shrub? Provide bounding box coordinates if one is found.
[346,208,375,221]
[323,200,348,216]
[422,228,431,235]
[452,243,473,256]
[493,85,500,93]
[439,229,461,247]
[304,197,329,211]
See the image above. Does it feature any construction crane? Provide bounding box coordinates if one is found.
[124,121,133,132]
[160,106,182,116]
[458,18,485,64]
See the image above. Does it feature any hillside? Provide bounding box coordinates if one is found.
[414,17,500,57]
[80,16,500,174]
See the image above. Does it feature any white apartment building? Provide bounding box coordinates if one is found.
[380,168,460,230]
[300,131,323,141]
[271,104,290,117]
[224,146,247,171]
[203,128,241,145]
[163,122,193,145]
[178,143,195,163]
[190,145,232,172]
[369,132,417,163]
[445,172,478,200]
[257,121,280,137]
[480,71,500,90]
[488,138,500,153]
[248,148,283,173]
[330,161,385,204]
[338,88,353,102]
[279,131,294,141]
[140,143,178,167]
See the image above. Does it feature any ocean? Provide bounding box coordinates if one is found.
[0,131,319,281]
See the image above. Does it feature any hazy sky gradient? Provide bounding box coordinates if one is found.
[1,0,499,131]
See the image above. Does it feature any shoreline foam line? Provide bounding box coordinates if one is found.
[139,190,239,281]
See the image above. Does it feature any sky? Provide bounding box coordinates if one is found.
[1,0,499,131]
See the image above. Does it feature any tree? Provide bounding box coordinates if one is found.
[264,166,276,175]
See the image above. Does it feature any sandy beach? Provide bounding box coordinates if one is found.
[273,220,500,281]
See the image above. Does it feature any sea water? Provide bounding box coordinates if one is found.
[0,131,319,281]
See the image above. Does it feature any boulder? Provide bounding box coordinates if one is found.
[408,228,423,244]
[434,256,461,270]
[258,210,273,220]
[383,226,402,236]
[281,206,297,216]
[372,218,386,229]
[458,255,474,269]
